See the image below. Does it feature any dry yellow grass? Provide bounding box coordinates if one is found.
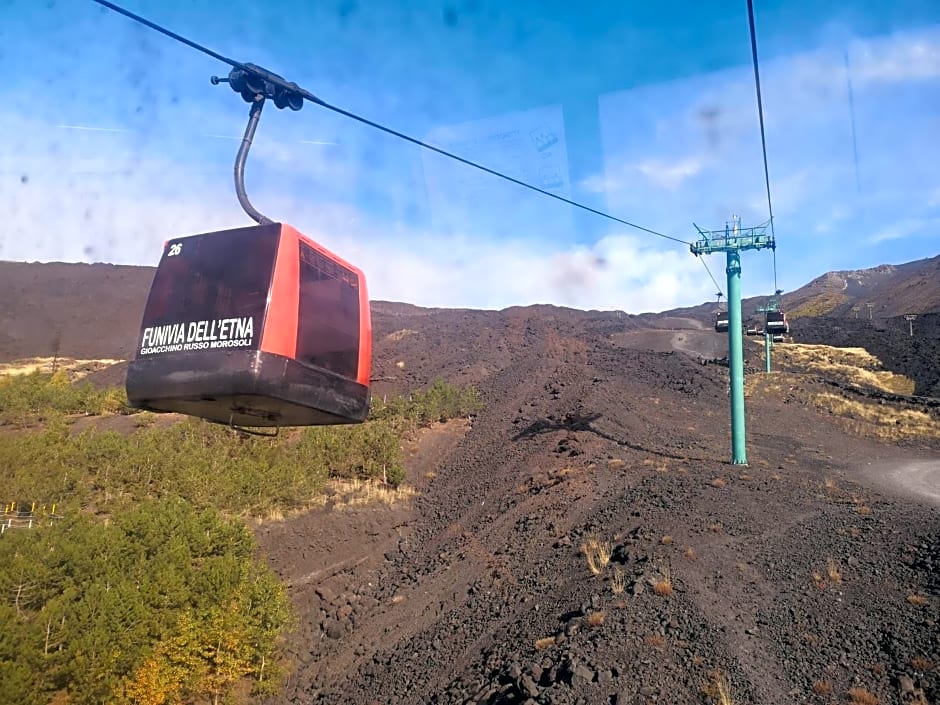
[811,680,832,696]
[775,343,915,395]
[787,290,849,318]
[385,328,417,342]
[0,356,124,379]
[813,393,939,440]
[534,636,556,650]
[610,567,626,595]
[653,566,673,596]
[847,686,879,705]
[580,534,612,575]
[906,594,928,607]
[250,478,417,524]
[321,479,417,511]
[701,670,736,705]
[585,611,605,627]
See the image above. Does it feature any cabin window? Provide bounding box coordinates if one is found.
[296,242,360,380]
[138,226,279,354]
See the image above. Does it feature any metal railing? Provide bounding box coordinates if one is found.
[1,502,63,535]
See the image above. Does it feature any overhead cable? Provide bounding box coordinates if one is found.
[91,0,690,246]
[745,0,779,292]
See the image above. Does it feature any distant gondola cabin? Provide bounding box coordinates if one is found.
[764,310,789,335]
[125,223,372,428]
[714,311,730,333]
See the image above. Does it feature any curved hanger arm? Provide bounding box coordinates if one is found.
[234,98,274,225]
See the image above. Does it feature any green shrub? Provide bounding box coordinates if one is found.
[0,375,482,703]
[0,497,292,705]
[0,378,482,513]
[0,371,134,426]
[371,377,483,427]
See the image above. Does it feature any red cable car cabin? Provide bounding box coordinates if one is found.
[125,222,372,428]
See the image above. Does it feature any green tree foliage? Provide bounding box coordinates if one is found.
[0,371,131,426]
[371,376,484,428]
[1,377,483,513]
[0,373,481,702]
[0,498,292,705]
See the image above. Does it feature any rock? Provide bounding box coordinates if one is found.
[316,586,337,604]
[571,664,595,687]
[323,619,344,640]
[520,674,540,697]
[898,674,915,695]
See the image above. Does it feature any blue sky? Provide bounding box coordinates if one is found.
[2,0,938,312]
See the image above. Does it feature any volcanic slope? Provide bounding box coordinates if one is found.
[664,253,940,324]
[254,305,939,705]
[1,260,937,704]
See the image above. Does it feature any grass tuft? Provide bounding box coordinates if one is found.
[580,534,612,575]
[653,566,673,597]
[534,636,556,650]
[610,567,626,595]
[701,670,736,705]
[826,557,842,583]
[847,687,879,705]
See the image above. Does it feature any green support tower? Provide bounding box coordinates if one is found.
[691,215,775,465]
[755,293,782,374]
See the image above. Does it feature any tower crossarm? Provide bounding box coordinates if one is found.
[690,223,775,256]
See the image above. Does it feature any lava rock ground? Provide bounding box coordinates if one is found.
[254,305,939,705]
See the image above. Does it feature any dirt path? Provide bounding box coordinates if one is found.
[864,459,940,506]
[253,420,472,700]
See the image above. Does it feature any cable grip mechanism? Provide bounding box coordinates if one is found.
[210,64,306,224]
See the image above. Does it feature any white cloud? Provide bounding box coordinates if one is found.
[588,22,940,294]
[298,215,711,312]
[850,32,940,84]
[581,155,709,197]
[2,134,712,313]
[635,156,707,191]
[868,216,940,244]
[813,206,851,234]
[5,22,939,315]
